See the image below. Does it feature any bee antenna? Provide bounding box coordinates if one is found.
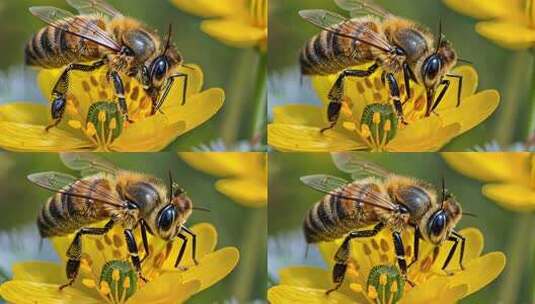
[181,64,195,70]
[192,206,211,212]
[163,23,173,54]
[441,175,447,207]
[168,170,174,202]
[435,19,443,54]
[457,58,473,65]
[462,212,477,217]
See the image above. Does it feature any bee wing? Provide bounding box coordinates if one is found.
[301,174,396,211]
[331,152,391,180]
[334,0,392,18]
[298,9,393,53]
[28,171,124,207]
[66,0,123,19]
[29,6,121,51]
[60,153,119,176]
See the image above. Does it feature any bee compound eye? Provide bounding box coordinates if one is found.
[423,56,441,83]
[151,57,168,82]
[157,204,176,232]
[428,211,446,240]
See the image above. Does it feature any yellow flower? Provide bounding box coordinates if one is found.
[171,0,267,51]
[268,65,499,152]
[268,227,505,304]
[443,152,535,212]
[0,223,239,304]
[443,0,535,49]
[0,64,224,151]
[179,152,267,207]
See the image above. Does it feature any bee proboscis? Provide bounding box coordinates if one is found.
[299,0,463,132]
[26,0,189,130]
[301,153,466,294]
[29,153,204,289]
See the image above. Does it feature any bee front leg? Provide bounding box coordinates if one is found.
[408,227,421,268]
[181,226,199,265]
[139,220,150,263]
[124,229,148,282]
[59,219,115,290]
[151,73,188,115]
[46,60,105,131]
[326,222,385,295]
[174,233,188,269]
[321,64,379,133]
[108,71,133,123]
[392,231,415,287]
[442,231,466,272]
[429,79,450,115]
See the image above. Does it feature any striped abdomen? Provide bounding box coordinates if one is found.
[37,177,114,238]
[25,16,106,68]
[303,182,385,243]
[299,19,380,75]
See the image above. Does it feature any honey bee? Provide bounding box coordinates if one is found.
[25,0,189,130]
[28,153,206,290]
[302,153,466,294]
[299,0,464,131]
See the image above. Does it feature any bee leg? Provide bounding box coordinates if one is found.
[408,228,420,268]
[174,233,188,268]
[446,74,464,107]
[385,73,407,125]
[402,62,413,100]
[108,71,133,123]
[46,60,105,131]
[326,222,385,295]
[151,72,188,115]
[429,79,450,115]
[59,219,115,290]
[392,231,415,287]
[321,64,379,133]
[124,229,148,282]
[181,226,199,265]
[139,220,150,263]
[442,231,466,272]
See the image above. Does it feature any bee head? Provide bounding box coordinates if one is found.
[153,171,192,241]
[420,180,462,245]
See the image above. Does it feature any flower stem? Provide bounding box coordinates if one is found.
[231,207,266,302]
[498,213,534,303]
[250,51,267,146]
[526,53,535,139]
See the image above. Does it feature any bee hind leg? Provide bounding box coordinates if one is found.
[59,219,115,290]
[326,222,385,295]
[46,60,105,131]
[321,64,379,134]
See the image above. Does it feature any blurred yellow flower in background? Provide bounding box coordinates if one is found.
[0,64,224,151]
[268,227,505,304]
[268,65,499,152]
[443,152,535,212]
[171,0,267,51]
[0,223,239,304]
[179,152,267,207]
[443,0,535,49]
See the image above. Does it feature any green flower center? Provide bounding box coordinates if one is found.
[359,103,398,150]
[366,264,404,304]
[99,260,137,303]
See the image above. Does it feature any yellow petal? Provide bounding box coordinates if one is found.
[482,183,535,211]
[447,252,506,296]
[442,0,516,19]
[128,276,200,304]
[273,104,325,125]
[0,102,50,125]
[12,262,64,285]
[170,0,242,17]
[279,267,332,290]
[476,21,535,49]
[388,118,460,152]
[0,122,91,151]
[442,152,530,183]
[166,88,225,135]
[400,276,468,304]
[0,280,99,304]
[111,118,186,152]
[268,285,355,304]
[311,74,341,105]
[268,124,367,152]
[201,19,266,48]
[439,90,500,135]
[37,69,62,101]
[179,152,253,177]
[216,178,267,206]
[180,247,239,292]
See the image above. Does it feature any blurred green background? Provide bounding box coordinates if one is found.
[269,0,533,149]
[0,152,266,303]
[0,0,262,150]
[269,152,530,303]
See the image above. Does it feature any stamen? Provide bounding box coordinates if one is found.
[82,278,96,288]
[68,120,82,129]
[86,122,97,137]
[372,112,381,125]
